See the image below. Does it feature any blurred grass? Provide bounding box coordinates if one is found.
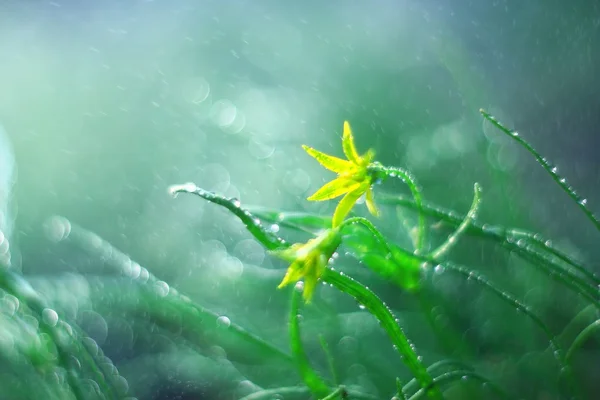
[0,1,599,399]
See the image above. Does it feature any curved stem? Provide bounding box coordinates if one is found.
[480,109,600,233]
[289,288,330,398]
[401,360,474,396]
[565,319,600,363]
[369,164,426,254]
[169,183,288,250]
[322,268,443,400]
[377,194,600,305]
[340,217,394,254]
[407,370,509,400]
[429,183,481,260]
[439,261,576,398]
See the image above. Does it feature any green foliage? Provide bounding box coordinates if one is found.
[0,112,598,400]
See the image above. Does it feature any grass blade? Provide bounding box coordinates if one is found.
[289,287,330,398]
[480,109,600,233]
[322,268,443,400]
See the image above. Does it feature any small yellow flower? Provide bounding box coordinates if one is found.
[270,228,341,303]
[303,121,379,228]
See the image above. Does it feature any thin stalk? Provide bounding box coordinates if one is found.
[565,319,600,363]
[319,334,339,387]
[322,268,443,400]
[289,288,330,398]
[169,183,287,250]
[439,262,577,398]
[407,370,509,400]
[378,194,600,302]
[369,164,426,254]
[480,109,600,233]
[430,183,481,260]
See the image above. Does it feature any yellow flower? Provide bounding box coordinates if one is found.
[270,228,341,303]
[303,121,379,228]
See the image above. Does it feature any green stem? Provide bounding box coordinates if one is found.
[63,218,292,366]
[320,386,346,400]
[369,164,426,254]
[238,386,378,400]
[565,319,600,363]
[169,183,287,250]
[407,370,509,400]
[340,217,394,253]
[439,261,577,398]
[319,334,339,387]
[289,288,330,398]
[401,360,474,396]
[429,183,481,260]
[0,269,119,400]
[378,194,600,304]
[480,109,600,233]
[322,268,443,400]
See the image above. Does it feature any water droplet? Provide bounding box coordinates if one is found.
[294,281,304,292]
[580,199,588,206]
[154,281,169,297]
[183,77,210,104]
[129,262,141,279]
[42,308,59,327]
[511,131,519,137]
[216,316,231,328]
[82,337,99,356]
[554,350,563,359]
[44,216,72,242]
[168,182,196,197]
[269,224,279,233]
[210,99,238,129]
[113,375,130,396]
[358,304,366,310]
[434,265,444,274]
[559,178,566,184]
[231,199,241,208]
[70,356,82,370]
[138,268,149,283]
[551,166,558,174]
[0,294,19,316]
[248,139,275,160]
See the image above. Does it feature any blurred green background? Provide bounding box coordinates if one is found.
[0,0,599,399]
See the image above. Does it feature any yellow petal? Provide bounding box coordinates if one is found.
[302,273,319,303]
[331,183,369,227]
[268,243,303,263]
[277,261,304,289]
[365,187,380,217]
[342,121,361,164]
[307,177,362,201]
[302,145,355,174]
